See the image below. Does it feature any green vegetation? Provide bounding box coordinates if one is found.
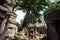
[15,0,55,28]
[15,0,56,40]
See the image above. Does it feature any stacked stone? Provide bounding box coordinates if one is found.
[0,0,17,40]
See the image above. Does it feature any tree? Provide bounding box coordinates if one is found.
[55,0,60,3]
[15,0,55,27]
[44,1,60,40]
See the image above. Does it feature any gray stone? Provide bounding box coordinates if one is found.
[6,0,16,5]
[9,16,17,24]
[0,5,9,13]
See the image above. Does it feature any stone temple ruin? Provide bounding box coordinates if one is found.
[16,22,47,40]
[0,0,18,40]
[0,0,47,40]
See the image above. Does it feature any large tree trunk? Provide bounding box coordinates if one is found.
[44,3,60,40]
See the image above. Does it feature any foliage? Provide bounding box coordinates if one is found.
[15,0,55,18]
[15,0,55,27]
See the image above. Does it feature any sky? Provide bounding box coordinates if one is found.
[15,10,26,24]
[15,0,55,24]
[15,10,44,24]
[50,0,55,2]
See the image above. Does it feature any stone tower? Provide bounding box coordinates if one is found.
[0,0,17,40]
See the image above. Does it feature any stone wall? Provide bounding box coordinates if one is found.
[0,0,18,40]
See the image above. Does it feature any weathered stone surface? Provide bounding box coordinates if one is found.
[0,5,9,13]
[9,15,17,24]
[18,22,47,40]
[0,18,7,34]
[6,0,16,5]
[0,12,5,18]
[0,0,17,40]
[5,23,18,37]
